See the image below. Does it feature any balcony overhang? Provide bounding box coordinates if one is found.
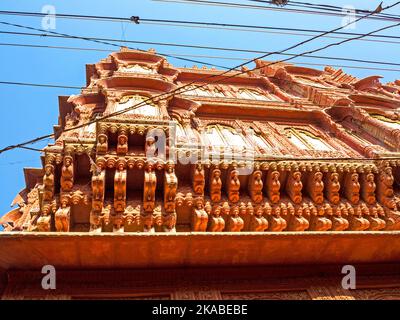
[0,231,400,270]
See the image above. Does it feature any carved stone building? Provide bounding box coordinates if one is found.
[1,48,400,299]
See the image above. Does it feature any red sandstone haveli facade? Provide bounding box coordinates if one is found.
[3,47,400,234]
[2,48,400,299]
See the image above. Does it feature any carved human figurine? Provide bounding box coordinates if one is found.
[285,202,309,231]
[142,211,154,233]
[248,170,263,204]
[227,169,240,203]
[145,136,157,159]
[55,202,71,232]
[162,209,177,233]
[267,202,287,232]
[113,214,124,233]
[61,155,74,192]
[266,170,280,203]
[164,162,178,213]
[97,133,108,153]
[347,202,370,231]
[325,172,340,205]
[286,171,303,204]
[210,168,222,202]
[117,133,128,154]
[226,205,244,232]
[344,172,360,204]
[206,203,225,232]
[114,162,127,213]
[192,163,205,195]
[143,163,156,212]
[329,203,349,231]
[361,173,376,205]
[308,202,332,231]
[100,204,113,232]
[89,210,101,233]
[191,198,208,231]
[366,203,386,231]
[307,171,324,205]
[377,166,396,210]
[43,164,55,201]
[249,205,268,231]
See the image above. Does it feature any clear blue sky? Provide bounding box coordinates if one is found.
[0,0,399,222]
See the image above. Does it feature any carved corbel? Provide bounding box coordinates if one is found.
[344,172,360,205]
[209,168,222,203]
[43,163,55,201]
[248,170,263,204]
[226,168,240,203]
[164,161,178,213]
[60,154,74,192]
[92,169,105,212]
[307,171,324,205]
[265,169,280,204]
[192,163,205,196]
[325,171,341,205]
[286,171,303,204]
[360,172,376,205]
[114,161,127,213]
[55,201,70,232]
[143,162,157,213]
[191,197,208,231]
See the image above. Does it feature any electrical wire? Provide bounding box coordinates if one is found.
[1,9,400,45]
[2,30,400,68]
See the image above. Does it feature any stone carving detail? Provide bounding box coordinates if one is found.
[307,171,324,204]
[207,202,225,232]
[225,205,244,232]
[55,204,70,232]
[344,172,360,204]
[43,164,55,201]
[143,163,157,213]
[361,172,376,205]
[192,163,205,195]
[248,170,263,203]
[266,170,280,203]
[210,168,222,203]
[249,205,268,231]
[164,161,178,213]
[97,133,108,153]
[92,169,105,212]
[325,172,341,204]
[191,197,208,231]
[60,155,74,192]
[114,163,127,213]
[227,168,240,203]
[286,171,303,204]
[117,129,128,154]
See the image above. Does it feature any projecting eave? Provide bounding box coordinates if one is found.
[23,168,43,190]
[349,93,400,109]
[96,76,176,93]
[0,232,400,270]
